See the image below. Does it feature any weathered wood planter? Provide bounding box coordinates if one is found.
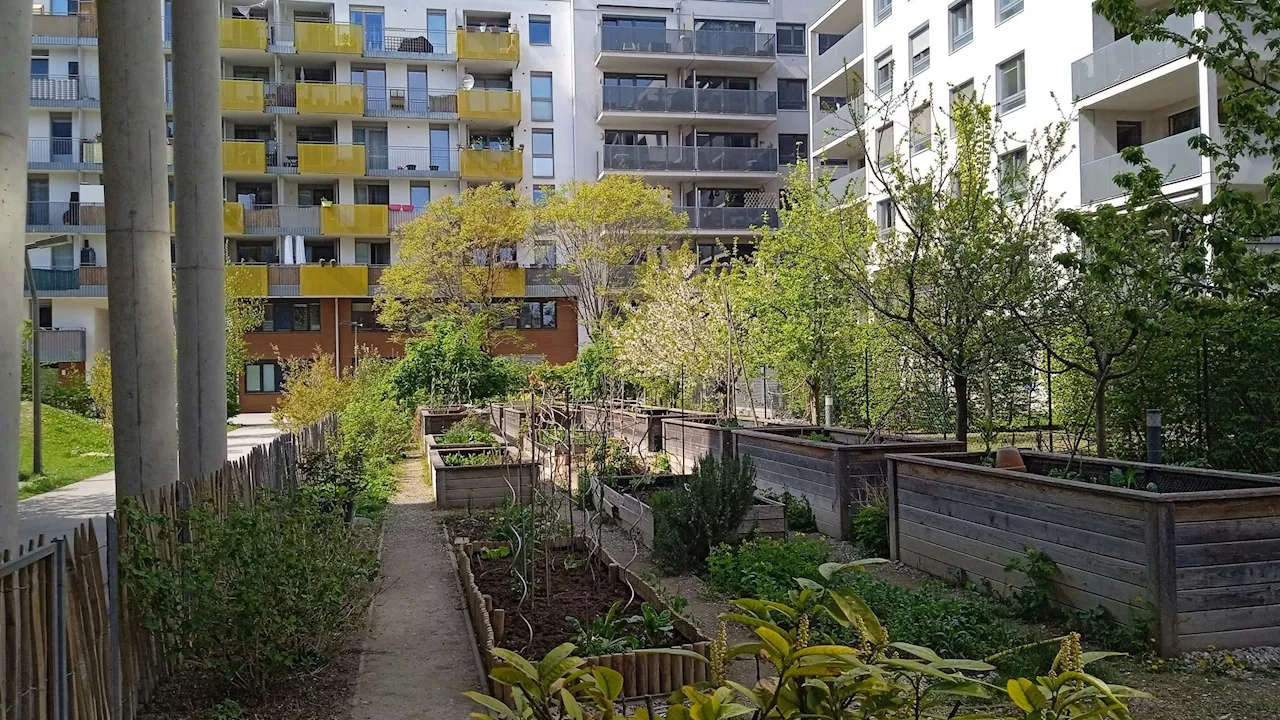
[732,426,965,539]
[661,418,738,473]
[888,450,1280,654]
[454,536,711,702]
[526,438,591,490]
[416,405,471,452]
[428,444,537,508]
[598,474,787,547]
[425,433,501,453]
[582,405,714,454]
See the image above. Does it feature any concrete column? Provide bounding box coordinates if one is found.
[99,0,179,497]
[0,0,33,554]
[173,0,228,480]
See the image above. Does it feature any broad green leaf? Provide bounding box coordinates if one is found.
[719,613,777,630]
[889,642,944,663]
[754,625,792,658]
[1006,679,1034,712]
[463,691,519,720]
[818,559,888,579]
[559,688,583,720]
[827,590,887,644]
[539,643,578,682]
[937,658,997,672]
[489,648,540,683]
[488,666,530,688]
[591,666,624,701]
[883,658,960,680]
[724,642,766,661]
[794,644,861,658]
[929,680,992,699]
[1081,651,1126,666]
[635,647,710,663]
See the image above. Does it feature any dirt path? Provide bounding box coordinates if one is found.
[350,458,483,720]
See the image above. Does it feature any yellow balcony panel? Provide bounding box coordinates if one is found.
[460,149,523,183]
[226,264,268,297]
[457,29,520,63]
[222,140,267,173]
[295,21,363,54]
[297,143,366,175]
[493,267,526,297]
[223,201,245,234]
[296,82,364,115]
[300,265,369,296]
[221,79,264,112]
[320,204,389,236]
[219,17,268,50]
[458,89,521,124]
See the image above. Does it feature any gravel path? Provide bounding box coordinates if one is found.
[350,458,483,720]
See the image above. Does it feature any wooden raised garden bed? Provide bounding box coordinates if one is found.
[887,450,1280,654]
[416,405,471,452]
[454,536,710,701]
[598,474,787,547]
[731,426,965,539]
[425,433,501,453]
[581,405,713,454]
[428,444,537,508]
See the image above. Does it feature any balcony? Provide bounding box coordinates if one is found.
[676,206,779,232]
[30,75,99,108]
[389,207,427,230]
[364,88,459,119]
[221,79,265,112]
[828,166,867,200]
[32,11,97,45]
[320,204,390,236]
[1080,129,1203,204]
[295,82,365,115]
[365,27,455,60]
[28,138,103,171]
[220,17,268,50]
[242,205,322,235]
[457,29,520,65]
[597,27,777,71]
[599,86,777,124]
[460,148,524,183]
[458,89,521,125]
[293,21,363,54]
[811,25,864,92]
[300,264,369,296]
[813,98,867,152]
[26,202,106,233]
[223,140,268,173]
[24,267,109,298]
[367,147,460,178]
[599,145,779,177]
[224,201,246,234]
[28,329,86,364]
[297,143,366,175]
[1072,14,1195,100]
[226,264,269,297]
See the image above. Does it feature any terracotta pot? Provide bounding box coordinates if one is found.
[994,446,1026,473]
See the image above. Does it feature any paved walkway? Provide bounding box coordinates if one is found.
[17,413,282,543]
[350,458,482,720]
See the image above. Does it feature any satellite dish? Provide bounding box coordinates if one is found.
[461,74,476,90]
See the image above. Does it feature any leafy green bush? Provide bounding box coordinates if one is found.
[650,454,759,573]
[566,601,677,656]
[338,357,413,473]
[585,437,644,479]
[852,503,890,557]
[780,491,818,532]
[439,414,497,445]
[706,536,831,601]
[388,318,522,407]
[442,451,505,467]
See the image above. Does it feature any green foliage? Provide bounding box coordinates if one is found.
[852,504,890,558]
[118,493,379,699]
[338,357,413,476]
[442,451,505,467]
[706,537,831,602]
[650,454,759,574]
[41,370,94,416]
[439,414,498,445]
[566,602,678,656]
[780,491,818,532]
[802,431,835,443]
[18,401,114,499]
[585,437,643,480]
[389,317,523,408]
[1005,548,1060,621]
[88,350,112,426]
[651,451,672,474]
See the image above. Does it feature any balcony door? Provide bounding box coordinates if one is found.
[27,177,49,226]
[353,125,388,172]
[350,9,384,53]
[407,68,429,114]
[352,66,387,114]
[50,114,74,163]
[430,126,451,171]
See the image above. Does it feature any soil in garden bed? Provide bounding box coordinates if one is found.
[471,548,693,658]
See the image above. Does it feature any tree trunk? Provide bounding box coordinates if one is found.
[807,378,822,425]
[1094,378,1108,458]
[954,372,969,443]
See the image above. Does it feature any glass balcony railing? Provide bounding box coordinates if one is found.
[30,75,100,107]
[296,82,365,114]
[300,265,369,296]
[811,25,865,84]
[1080,129,1203,203]
[601,85,776,115]
[458,89,521,123]
[26,201,107,231]
[676,206,779,230]
[221,78,265,112]
[293,21,363,53]
[366,147,460,177]
[28,137,103,170]
[457,28,520,62]
[460,148,523,182]
[297,143,366,174]
[219,17,268,50]
[319,204,389,236]
[812,98,867,148]
[222,140,268,173]
[599,26,776,58]
[363,88,458,119]
[828,166,867,200]
[1071,14,1195,99]
[600,145,778,173]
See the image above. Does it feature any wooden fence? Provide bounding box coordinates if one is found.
[1,415,336,720]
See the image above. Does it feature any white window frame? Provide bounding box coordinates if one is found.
[875,51,893,96]
[997,52,1026,114]
[909,23,930,76]
[949,0,973,52]
[996,0,1024,24]
[532,129,555,178]
[998,147,1028,201]
[874,0,892,25]
[876,123,894,165]
[910,104,931,155]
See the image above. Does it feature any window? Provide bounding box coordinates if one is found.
[514,300,557,329]
[910,105,931,154]
[950,79,976,133]
[875,52,894,96]
[777,23,805,55]
[244,361,280,394]
[1168,107,1200,135]
[997,53,1025,113]
[533,185,553,205]
[876,124,894,165]
[876,199,895,234]
[298,184,336,207]
[531,72,553,121]
[779,134,808,165]
[426,11,447,49]
[30,57,49,77]
[356,241,391,265]
[998,148,1028,202]
[1116,121,1143,151]
[817,33,842,55]
[949,1,973,51]
[874,0,892,24]
[529,15,551,44]
[261,301,322,332]
[996,0,1023,23]
[909,24,930,76]
[532,130,554,177]
[778,79,806,110]
[604,130,667,146]
[351,301,386,331]
[603,72,667,88]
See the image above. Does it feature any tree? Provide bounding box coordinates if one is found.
[273,352,352,430]
[539,175,687,341]
[386,317,522,408]
[225,265,266,416]
[376,183,533,334]
[737,162,872,423]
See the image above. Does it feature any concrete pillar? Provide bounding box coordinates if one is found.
[173,0,228,480]
[99,0,179,497]
[0,0,33,554]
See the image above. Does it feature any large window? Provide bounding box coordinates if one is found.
[779,134,808,165]
[1116,120,1143,151]
[1168,107,1200,135]
[776,23,805,55]
[356,241,391,265]
[529,15,551,44]
[604,130,667,145]
[778,79,806,110]
[909,24,930,76]
[876,124,894,165]
[997,53,1025,113]
[603,72,666,88]
[874,0,892,24]
[532,130,554,177]
[910,104,931,154]
[244,361,281,394]
[998,147,1028,202]
[875,52,894,96]
[949,1,973,51]
[259,301,322,332]
[876,199,895,233]
[531,72,553,121]
[996,0,1023,23]
[519,300,557,329]
[351,300,387,330]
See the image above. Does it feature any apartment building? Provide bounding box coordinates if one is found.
[806,0,1273,227]
[23,0,812,413]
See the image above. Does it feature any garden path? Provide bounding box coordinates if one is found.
[350,458,483,720]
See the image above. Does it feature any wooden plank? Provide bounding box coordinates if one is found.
[1146,503,1179,655]
[737,443,838,473]
[1175,537,1280,568]
[1174,495,1280,522]
[1177,560,1280,590]
[1177,601,1280,635]
[1177,582,1280,613]
[1178,625,1280,651]
[1176,516,1280,544]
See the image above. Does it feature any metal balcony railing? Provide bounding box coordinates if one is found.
[1071,14,1195,99]
[599,27,776,58]
[601,85,777,115]
[366,27,454,57]
[30,329,87,364]
[601,145,779,173]
[28,138,103,169]
[390,208,428,230]
[30,75,100,106]
[367,147,460,177]
[812,25,865,84]
[676,206,779,230]
[1080,129,1203,203]
[364,88,458,118]
[26,202,107,231]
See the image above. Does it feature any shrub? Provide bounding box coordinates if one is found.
[274,353,352,431]
[780,491,818,532]
[585,437,643,479]
[650,454,758,573]
[388,318,523,407]
[853,503,890,557]
[41,369,94,416]
[338,357,413,471]
[706,536,831,602]
[439,414,497,445]
[89,351,113,426]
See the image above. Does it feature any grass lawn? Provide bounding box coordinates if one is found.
[18,401,114,499]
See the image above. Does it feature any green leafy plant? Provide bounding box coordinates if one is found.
[780,491,818,532]
[442,451,505,467]
[439,414,497,445]
[802,431,836,443]
[651,454,759,573]
[628,603,676,649]
[479,546,511,560]
[651,451,673,473]
[566,602,636,656]
[1006,547,1060,621]
[586,437,644,480]
[852,503,890,558]
[706,536,831,602]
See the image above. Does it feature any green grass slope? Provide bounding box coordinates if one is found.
[19,401,114,499]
